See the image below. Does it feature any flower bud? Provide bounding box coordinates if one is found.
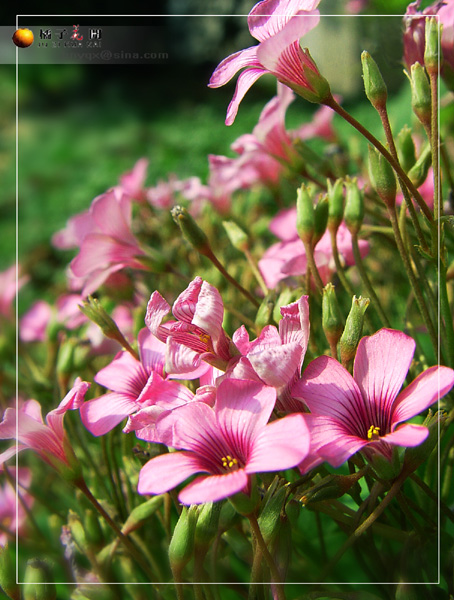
[300,471,364,505]
[255,293,276,328]
[122,495,164,536]
[339,296,370,367]
[396,125,417,173]
[219,498,240,532]
[368,146,397,208]
[229,478,260,517]
[404,410,447,473]
[23,559,56,600]
[361,51,388,111]
[0,545,19,600]
[424,17,441,76]
[257,484,287,545]
[313,195,329,246]
[222,220,248,252]
[344,178,364,234]
[327,178,344,233]
[84,509,104,548]
[407,62,431,129]
[68,510,88,553]
[296,184,315,245]
[194,502,222,553]
[322,283,344,350]
[171,205,209,252]
[407,144,432,189]
[56,337,77,377]
[368,446,401,480]
[168,505,198,574]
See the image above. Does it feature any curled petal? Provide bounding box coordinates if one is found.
[209,46,261,87]
[226,68,266,126]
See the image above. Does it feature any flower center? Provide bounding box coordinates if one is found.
[221,455,239,470]
[367,425,381,441]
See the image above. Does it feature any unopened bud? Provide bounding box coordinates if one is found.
[396,126,416,173]
[313,195,329,246]
[23,559,56,600]
[255,293,276,328]
[424,17,442,76]
[322,283,344,350]
[79,296,129,346]
[404,410,447,472]
[168,505,198,574]
[219,499,240,532]
[339,296,370,367]
[368,446,401,480]
[327,178,344,232]
[258,485,287,545]
[368,146,397,208]
[344,178,365,233]
[68,510,88,553]
[194,502,222,552]
[407,62,431,129]
[408,144,431,189]
[56,337,77,376]
[0,545,19,600]
[171,205,209,252]
[296,184,315,245]
[300,471,364,505]
[229,477,260,516]
[122,495,164,536]
[361,51,387,111]
[84,509,103,548]
[222,220,248,252]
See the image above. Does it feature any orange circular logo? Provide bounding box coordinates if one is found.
[12,28,34,48]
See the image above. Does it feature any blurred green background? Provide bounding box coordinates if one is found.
[1,0,421,272]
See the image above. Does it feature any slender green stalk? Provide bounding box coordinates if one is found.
[249,543,264,600]
[248,514,285,600]
[388,207,438,358]
[324,96,433,221]
[76,478,157,581]
[244,247,268,296]
[351,232,390,327]
[202,246,259,308]
[302,240,324,293]
[439,264,454,367]
[429,71,441,223]
[108,430,127,521]
[410,473,454,523]
[377,104,429,253]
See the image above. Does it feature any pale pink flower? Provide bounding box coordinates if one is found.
[146,277,237,373]
[209,0,325,125]
[0,265,29,318]
[0,379,90,476]
[225,294,310,412]
[292,328,454,468]
[138,379,310,504]
[80,328,208,437]
[69,189,147,297]
[119,158,149,201]
[259,209,369,288]
[0,467,33,547]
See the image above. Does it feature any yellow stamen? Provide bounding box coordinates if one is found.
[221,455,238,469]
[199,333,211,345]
[367,425,380,440]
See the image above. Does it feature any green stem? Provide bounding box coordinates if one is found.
[377,105,429,253]
[248,514,285,600]
[76,478,156,581]
[202,247,259,308]
[388,207,438,358]
[351,231,390,327]
[302,239,324,294]
[324,96,433,222]
[439,264,454,367]
[244,247,269,297]
[429,71,441,223]
[410,473,454,523]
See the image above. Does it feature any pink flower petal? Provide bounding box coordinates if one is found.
[248,342,303,388]
[269,207,297,241]
[90,191,135,244]
[248,0,321,42]
[208,46,261,87]
[392,365,454,425]
[216,379,276,455]
[80,393,138,436]
[95,351,148,396]
[354,329,416,424]
[145,291,171,340]
[137,328,166,377]
[178,470,249,505]
[138,451,204,495]
[246,413,310,472]
[173,278,224,342]
[380,423,429,447]
[279,295,309,350]
[226,68,266,126]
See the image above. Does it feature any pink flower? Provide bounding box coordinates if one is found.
[146,277,237,373]
[225,294,310,412]
[209,0,325,125]
[0,467,33,546]
[403,1,454,82]
[80,328,208,437]
[292,328,454,468]
[137,379,310,504]
[0,379,90,477]
[0,265,29,318]
[69,189,147,297]
[119,158,149,201]
[259,209,369,289]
